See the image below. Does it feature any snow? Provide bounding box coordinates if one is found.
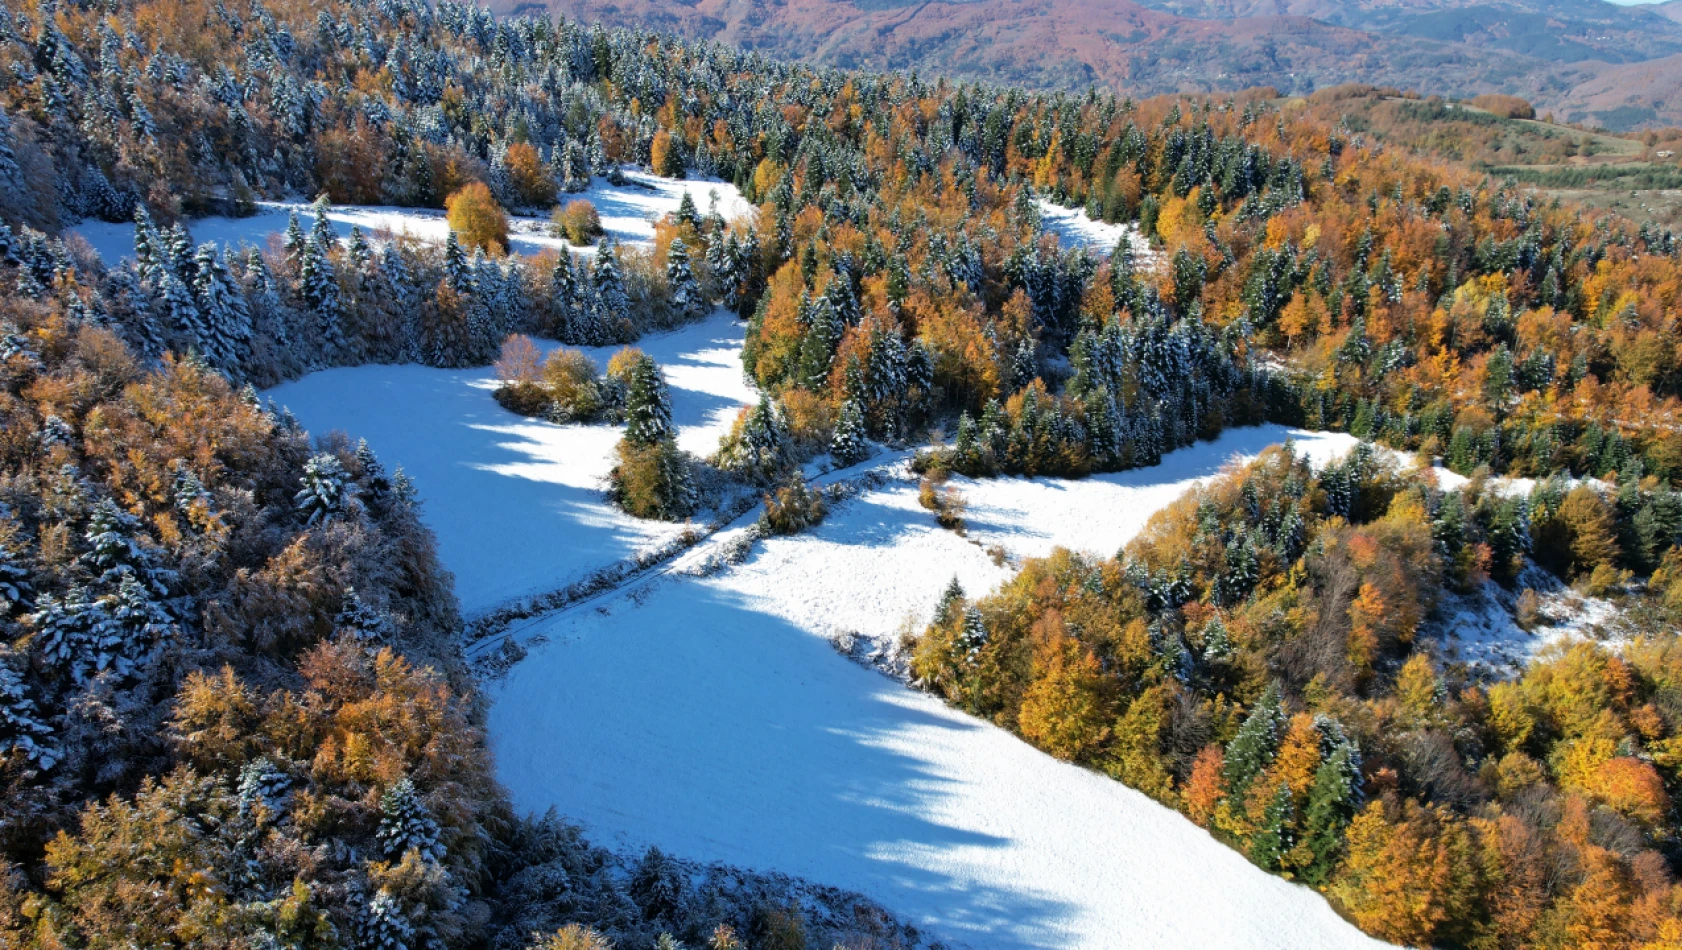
[491,446,1386,949]
[267,309,756,615]
[714,427,1360,644]
[1034,198,1151,261]
[1427,566,1627,677]
[69,168,755,265]
[269,303,1383,947]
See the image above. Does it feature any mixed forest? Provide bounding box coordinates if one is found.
[0,0,1681,946]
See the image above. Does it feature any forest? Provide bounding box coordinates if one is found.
[0,0,1680,946]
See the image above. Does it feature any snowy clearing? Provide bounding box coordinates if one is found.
[70,168,754,265]
[1034,198,1151,261]
[1426,565,1626,676]
[268,309,755,615]
[272,306,1385,947]
[713,427,1360,646]
[491,430,1385,950]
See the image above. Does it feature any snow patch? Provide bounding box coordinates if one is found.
[267,309,756,615]
[1427,566,1627,677]
[1034,198,1151,262]
[71,168,755,265]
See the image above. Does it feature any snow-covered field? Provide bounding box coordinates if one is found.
[1034,198,1151,261]
[71,168,754,265]
[272,312,1385,948]
[268,309,755,615]
[492,432,1383,950]
[1428,566,1625,675]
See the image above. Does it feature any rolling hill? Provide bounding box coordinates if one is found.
[496,0,1682,127]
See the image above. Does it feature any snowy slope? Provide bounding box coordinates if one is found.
[270,305,1383,947]
[268,309,756,615]
[491,443,1386,949]
[715,427,1359,644]
[70,168,754,265]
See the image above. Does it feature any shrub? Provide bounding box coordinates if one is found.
[1515,588,1542,629]
[543,348,609,422]
[553,199,603,245]
[1467,94,1536,120]
[446,181,509,253]
[496,334,543,384]
[919,473,966,533]
[762,474,828,535]
[495,381,551,417]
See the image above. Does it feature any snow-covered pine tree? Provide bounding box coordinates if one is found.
[675,191,699,230]
[335,587,389,642]
[830,397,869,468]
[361,889,416,950]
[0,648,54,768]
[282,210,307,274]
[1248,781,1294,871]
[717,396,789,484]
[592,238,629,333]
[622,355,674,446]
[236,756,292,819]
[191,244,252,370]
[83,498,168,595]
[443,230,473,295]
[376,777,443,861]
[933,576,964,627]
[295,453,356,525]
[666,237,704,323]
[1223,681,1284,796]
[959,606,987,659]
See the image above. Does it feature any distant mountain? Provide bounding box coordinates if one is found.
[497,0,1682,128]
[1657,0,1682,24]
[1134,0,1682,63]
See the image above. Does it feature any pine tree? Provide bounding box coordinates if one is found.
[1248,781,1294,871]
[83,498,167,594]
[592,238,629,327]
[675,191,700,230]
[630,845,684,922]
[960,606,988,659]
[361,889,415,950]
[295,453,356,525]
[377,777,443,862]
[1301,743,1358,885]
[192,244,252,369]
[283,210,307,274]
[830,397,870,467]
[666,237,705,323]
[443,231,474,295]
[797,294,841,390]
[1223,681,1284,796]
[718,396,789,484]
[623,355,675,446]
[237,757,292,819]
[933,576,965,627]
[335,587,389,641]
[0,649,54,768]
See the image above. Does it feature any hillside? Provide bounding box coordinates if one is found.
[5,0,1682,948]
[496,0,1682,127]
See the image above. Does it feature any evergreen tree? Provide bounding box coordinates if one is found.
[0,649,54,768]
[960,606,987,659]
[1223,681,1284,796]
[592,239,629,328]
[630,845,684,922]
[933,576,965,627]
[335,587,389,642]
[443,230,474,295]
[1248,781,1294,871]
[361,889,415,950]
[192,244,252,370]
[295,453,356,525]
[1301,744,1358,885]
[236,757,292,819]
[376,777,443,862]
[830,397,870,467]
[623,355,675,446]
[666,237,705,322]
[718,396,789,484]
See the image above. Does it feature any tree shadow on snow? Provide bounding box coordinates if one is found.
[491,583,1076,950]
